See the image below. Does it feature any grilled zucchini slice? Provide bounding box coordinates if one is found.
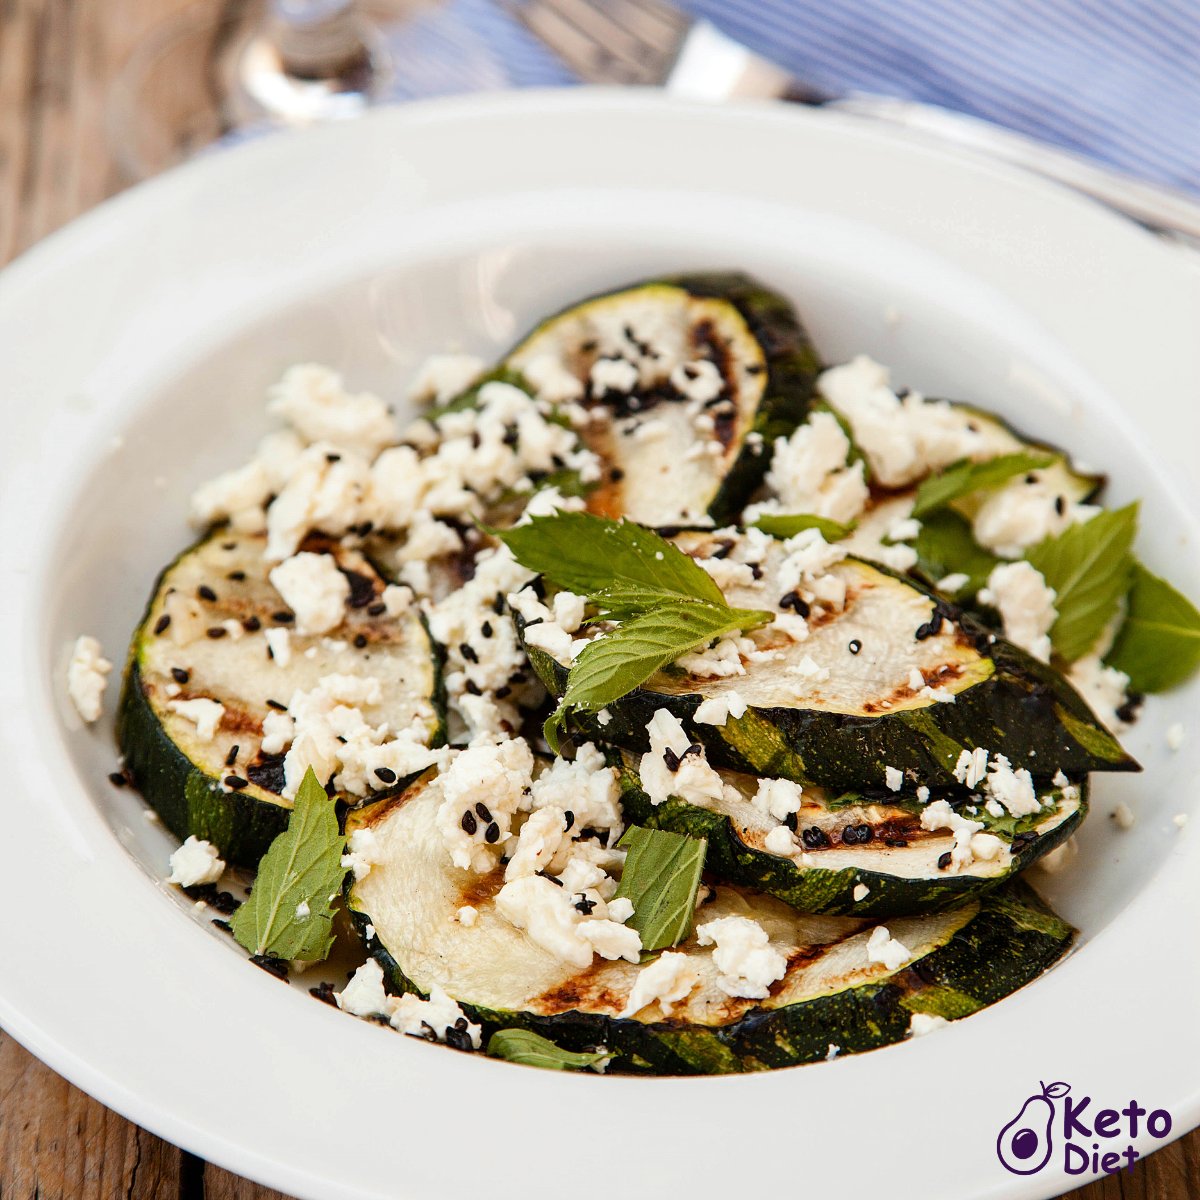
[344,770,1075,1075]
[516,529,1136,791]
[496,273,820,527]
[118,529,445,865]
[615,751,1086,916]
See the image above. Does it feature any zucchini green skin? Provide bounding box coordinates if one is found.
[657,272,823,525]
[616,755,1088,917]
[516,604,1137,793]
[117,660,291,866]
[348,881,1073,1075]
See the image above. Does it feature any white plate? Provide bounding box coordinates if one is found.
[1,91,1199,1200]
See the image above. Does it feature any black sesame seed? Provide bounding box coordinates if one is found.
[367,602,387,617]
[779,590,810,617]
[211,919,233,934]
[662,747,681,773]
[272,611,294,624]
[484,822,500,844]
[480,621,493,638]
[309,981,338,1007]
[563,810,575,831]
[224,744,240,767]
[801,826,830,850]
[915,611,944,641]
[107,771,127,788]
[494,685,511,699]
[460,810,478,835]
[342,569,376,609]
[354,633,368,649]
[250,954,290,982]
[885,837,909,848]
[491,593,506,615]
[198,585,217,602]
[224,775,248,790]
[374,767,397,784]
[227,570,246,582]
[460,643,479,663]
[444,1026,475,1053]
[751,563,764,580]
[465,680,482,696]
[937,851,953,870]
[266,698,287,711]
[1024,473,1037,484]
[171,667,190,684]
[243,615,262,633]
[537,870,564,886]
[325,452,341,463]
[206,626,227,639]
[841,822,874,845]
[153,614,171,635]
[222,541,237,551]
[475,802,493,823]
[610,467,625,482]
[574,895,597,915]
[1054,495,1066,516]
[848,639,862,655]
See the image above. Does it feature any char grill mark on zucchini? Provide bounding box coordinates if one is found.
[344,771,1075,1074]
[615,752,1086,916]
[516,529,1136,791]
[501,273,820,527]
[118,529,444,865]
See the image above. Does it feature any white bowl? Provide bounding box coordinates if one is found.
[1,91,1199,1200]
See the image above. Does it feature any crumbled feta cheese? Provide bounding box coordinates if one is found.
[264,626,292,667]
[167,836,225,887]
[908,667,925,692]
[973,472,1097,558]
[920,800,985,871]
[792,654,831,684]
[983,754,1040,817]
[436,739,535,873]
[269,552,350,636]
[457,905,479,927]
[696,915,787,1000]
[1167,723,1186,751]
[888,517,922,543]
[693,692,748,726]
[953,747,990,790]
[341,827,383,880]
[937,572,971,594]
[676,636,747,678]
[389,984,482,1049]
[67,635,112,723]
[168,697,225,741]
[189,459,272,531]
[916,785,930,803]
[852,883,870,902]
[620,951,701,1018]
[751,777,804,821]
[979,561,1057,662]
[908,1012,949,1037]
[865,925,912,972]
[884,765,904,792]
[265,442,375,561]
[519,354,585,403]
[969,832,1006,861]
[295,900,310,919]
[406,354,485,406]
[337,960,390,1017]
[763,825,797,856]
[1066,653,1131,732]
[776,528,846,598]
[552,590,588,634]
[1112,803,1135,830]
[762,411,869,525]
[641,710,726,808]
[260,709,295,755]
[590,357,639,396]
[268,364,396,460]
[1173,813,1189,829]
[1036,836,1078,875]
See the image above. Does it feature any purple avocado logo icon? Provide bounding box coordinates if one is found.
[997,1081,1070,1175]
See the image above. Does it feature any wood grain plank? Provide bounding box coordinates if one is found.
[0,0,1196,1198]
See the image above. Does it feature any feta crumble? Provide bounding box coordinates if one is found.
[168,697,225,741]
[619,951,701,1018]
[167,836,225,887]
[640,710,727,808]
[693,692,748,726]
[884,765,904,792]
[865,925,912,972]
[1112,803,1135,830]
[979,561,1057,662]
[1167,723,1186,751]
[762,410,869,525]
[852,883,870,902]
[67,635,112,723]
[908,1012,949,1037]
[269,552,350,636]
[696,915,787,1000]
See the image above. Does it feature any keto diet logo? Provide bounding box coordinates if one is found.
[996,1082,1173,1178]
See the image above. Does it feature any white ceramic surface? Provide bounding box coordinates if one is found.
[1,91,1199,1200]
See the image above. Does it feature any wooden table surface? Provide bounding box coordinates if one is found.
[1,1,1197,1196]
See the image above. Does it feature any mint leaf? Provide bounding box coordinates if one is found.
[1108,561,1200,692]
[752,512,855,541]
[911,452,1055,518]
[614,826,707,953]
[496,512,723,607]
[911,509,1000,599]
[486,1029,608,1072]
[545,600,771,749]
[1025,503,1138,662]
[230,768,346,962]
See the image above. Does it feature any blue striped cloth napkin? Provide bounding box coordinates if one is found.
[378,0,1200,195]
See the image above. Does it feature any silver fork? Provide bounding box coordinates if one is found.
[503,0,1200,247]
